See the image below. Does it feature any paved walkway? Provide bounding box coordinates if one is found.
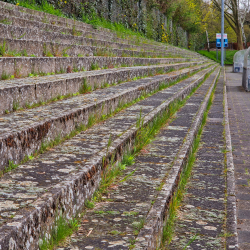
[226,66,250,250]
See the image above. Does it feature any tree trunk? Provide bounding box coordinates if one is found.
[236,27,244,50]
[187,32,191,49]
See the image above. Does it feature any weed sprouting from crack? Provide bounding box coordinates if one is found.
[0,40,7,56]
[39,216,79,250]
[79,78,91,94]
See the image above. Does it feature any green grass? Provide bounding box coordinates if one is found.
[16,0,66,17]
[197,50,237,65]
[39,216,79,250]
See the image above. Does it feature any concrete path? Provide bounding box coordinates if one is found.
[226,66,250,250]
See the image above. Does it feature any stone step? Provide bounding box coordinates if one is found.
[60,67,220,250]
[0,56,195,78]
[0,21,168,54]
[0,8,199,58]
[0,62,211,172]
[0,65,217,249]
[0,60,206,115]
[0,12,180,56]
[0,15,179,54]
[0,1,189,54]
[167,71,227,250]
[0,36,192,59]
[0,1,113,35]
[0,12,129,47]
[0,1,152,48]
[0,2,205,61]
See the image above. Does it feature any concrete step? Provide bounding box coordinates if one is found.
[0,60,206,115]
[0,65,217,249]
[0,12,128,47]
[0,1,110,33]
[0,56,194,78]
[0,2,143,48]
[0,37,190,59]
[0,2,201,58]
[60,67,220,250]
[0,2,205,61]
[0,1,188,54]
[0,21,169,54]
[0,62,211,171]
[0,14,180,55]
[167,72,227,250]
[0,12,176,55]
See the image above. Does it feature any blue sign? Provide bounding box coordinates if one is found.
[216,33,228,48]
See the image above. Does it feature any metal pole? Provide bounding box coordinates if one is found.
[221,0,224,66]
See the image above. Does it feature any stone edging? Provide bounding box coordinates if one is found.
[223,67,239,249]
[134,67,221,249]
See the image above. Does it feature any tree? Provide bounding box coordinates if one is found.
[212,0,250,50]
[156,0,204,47]
[202,1,237,43]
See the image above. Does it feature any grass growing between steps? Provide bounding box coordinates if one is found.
[37,68,216,250]
[160,71,219,249]
[39,217,79,250]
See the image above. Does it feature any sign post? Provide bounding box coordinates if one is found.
[221,0,224,66]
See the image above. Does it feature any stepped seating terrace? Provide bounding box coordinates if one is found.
[0,1,216,249]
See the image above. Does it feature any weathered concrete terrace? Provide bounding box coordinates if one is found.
[0,60,206,114]
[0,64,212,174]
[57,68,220,250]
[0,67,218,249]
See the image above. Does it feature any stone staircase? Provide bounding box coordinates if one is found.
[0,1,216,249]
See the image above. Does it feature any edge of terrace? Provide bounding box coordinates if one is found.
[224,68,239,249]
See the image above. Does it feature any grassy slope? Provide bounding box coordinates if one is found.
[198,50,237,65]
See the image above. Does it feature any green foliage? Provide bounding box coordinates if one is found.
[15,0,65,17]
[84,199,95,209]
[13,100,20,111]
[7,160,18,171]
[93,161,126,202]
[90,62,99,71]
[172,0,203,33]
[0,40,7,56]
[0,18,12,25]
[1,70,10,80]
[122,152,135,166]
